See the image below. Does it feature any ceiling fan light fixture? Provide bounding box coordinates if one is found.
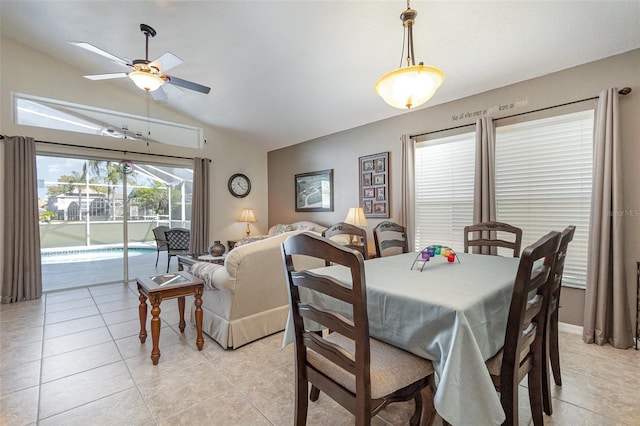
[376,2,445,109]
[129,71,164,92]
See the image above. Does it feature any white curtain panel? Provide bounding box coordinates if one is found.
[472,117,497,254]
[582,88,633,349]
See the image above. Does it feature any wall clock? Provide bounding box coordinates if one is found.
[228,173,251,198]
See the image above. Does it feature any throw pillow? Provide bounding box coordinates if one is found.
[234,235,269,248]
[273,224,294,235]
[296,224,315,231]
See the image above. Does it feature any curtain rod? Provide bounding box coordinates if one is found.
[0,136,210,162]
[410,87,632,139]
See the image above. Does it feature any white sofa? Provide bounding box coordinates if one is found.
[189,221,327,349]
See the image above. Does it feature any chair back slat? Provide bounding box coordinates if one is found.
[464,221,523,257]
[298,303,356,340]
[291,271,353,303]
[373,221,409,258]
[303,331,357,373]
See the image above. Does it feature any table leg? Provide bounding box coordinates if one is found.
[194,286,204,351]
[138,291,148,344]
[178,296,186,332]
[150,294,162,365]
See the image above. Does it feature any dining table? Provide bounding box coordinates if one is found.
[282,251,521,425]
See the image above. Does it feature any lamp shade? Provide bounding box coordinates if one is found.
[128,71,164,92]
[375,64,445,109]
[344,207,369,227]
[237,208,257,223]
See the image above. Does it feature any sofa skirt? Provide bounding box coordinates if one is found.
[191,302,290,349]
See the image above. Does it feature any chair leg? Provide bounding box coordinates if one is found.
[295,378,309,426]
[549,312,562,386]
[309,385,320,402]
[418,384,436,426]
[528,359,544,426]
[155,250,160,267]
[167,255,171,273]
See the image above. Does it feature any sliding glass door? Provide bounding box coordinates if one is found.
[37,154,193,291]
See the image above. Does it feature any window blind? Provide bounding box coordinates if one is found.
[415,133,475,252]
[495,109,593,288]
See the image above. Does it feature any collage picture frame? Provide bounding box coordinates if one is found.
[359,151,389,218]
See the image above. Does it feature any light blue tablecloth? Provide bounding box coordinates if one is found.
[283,252,520,425]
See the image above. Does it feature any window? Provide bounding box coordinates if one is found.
[415,132,475,251]
[14,93,204,148]
[414,109,593,288]
[495,110,593,288]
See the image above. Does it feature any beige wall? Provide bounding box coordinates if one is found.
[0,35,271,281]
[268,49,640,327]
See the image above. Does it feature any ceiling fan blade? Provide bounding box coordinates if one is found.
[68,41,131,68]
[165,75,211,94]
[84,73,129,80]
[150,86,168,101]
[149,52,183,73]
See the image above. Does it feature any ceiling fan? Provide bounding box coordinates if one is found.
[69,23,211,101]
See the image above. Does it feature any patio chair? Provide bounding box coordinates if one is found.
[152,226,170,267]
[164,228,191,272]
[281,232,435,426]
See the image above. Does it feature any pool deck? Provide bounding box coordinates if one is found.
[42,251,185,292]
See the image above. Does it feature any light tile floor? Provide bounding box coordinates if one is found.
[1,282,639,425]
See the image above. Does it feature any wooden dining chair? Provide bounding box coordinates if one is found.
[164,228,191,272]
[464,221,523,257]
[542,225,575,415]
[373,221,409,258]
[483,230,561,426]
[281,232,435,426]
[323,222,369,262]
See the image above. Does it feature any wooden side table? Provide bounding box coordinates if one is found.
[136,271,205,365]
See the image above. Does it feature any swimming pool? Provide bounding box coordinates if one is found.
[41,246,156,264]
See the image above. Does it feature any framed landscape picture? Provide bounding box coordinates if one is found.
[295,169,334,212]
[359,152,389,218]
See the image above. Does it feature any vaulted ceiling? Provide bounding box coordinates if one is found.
[2,1,639,151]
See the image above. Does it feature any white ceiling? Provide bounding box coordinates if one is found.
[2,1,639,151]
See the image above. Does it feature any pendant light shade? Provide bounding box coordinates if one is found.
[376,2,444,109]
[375,64,444,109]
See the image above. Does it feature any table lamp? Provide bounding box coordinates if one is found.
[344,207,369,244]
[237,208,257,236]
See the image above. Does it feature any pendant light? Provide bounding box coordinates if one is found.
[375,1,445,109]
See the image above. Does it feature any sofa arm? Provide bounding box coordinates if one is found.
[190,262,235,292]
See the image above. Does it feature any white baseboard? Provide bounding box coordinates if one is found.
[558,322,583,335]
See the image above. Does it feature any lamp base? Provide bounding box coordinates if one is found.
[245,223,251,237]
